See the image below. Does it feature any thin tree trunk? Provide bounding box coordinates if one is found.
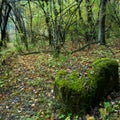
[11,3,28,50]
[28,0,33,43]
[0,1,11,47]
[98,0,107,45]
[0,0,3,28]
[85,0,93,42]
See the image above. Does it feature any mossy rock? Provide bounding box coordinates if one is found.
[55,70,91,114]
[54,58,119,114]
[89,58,119,101]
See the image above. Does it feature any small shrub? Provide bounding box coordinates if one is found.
[55,58,119,114]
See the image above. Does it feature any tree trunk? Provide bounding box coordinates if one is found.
[0,0,3,28]
[28,0,33,43]
[85,0,94,42]
[11,3,28,50]
[0,1,11,47]
[98,0,107,45]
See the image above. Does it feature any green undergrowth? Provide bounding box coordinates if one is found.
[99,100,120,120]
[0,48,15,89]
[0,49,11,65]
[0,42,16,66]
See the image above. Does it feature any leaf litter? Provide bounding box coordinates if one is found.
[0,43,120,120]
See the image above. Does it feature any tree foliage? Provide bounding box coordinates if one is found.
[0,0,120,53]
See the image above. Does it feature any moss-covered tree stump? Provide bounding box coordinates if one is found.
[54,58,119,114]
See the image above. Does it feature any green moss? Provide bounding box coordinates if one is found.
[55,58,119,114]
[92,58,111,65]
[55,70,94,114]
[89,58,119,101]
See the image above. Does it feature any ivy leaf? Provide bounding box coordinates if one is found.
[58,114,65,119]
[104,102,110,109]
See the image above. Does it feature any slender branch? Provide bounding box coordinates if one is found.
[71,41,115,56]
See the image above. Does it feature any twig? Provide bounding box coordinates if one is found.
[71,41,99,54]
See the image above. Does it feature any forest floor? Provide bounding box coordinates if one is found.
[0,39,120,120]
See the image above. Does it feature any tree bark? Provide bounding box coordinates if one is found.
[98,0,107,45]
[28,0,33,43]
[0,1,11,47]
[85,0,94,42]
[11,2,28,50]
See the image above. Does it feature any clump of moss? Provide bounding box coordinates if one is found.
[55,70,90,114]
[89,58,119,102]
[54,58,119,114]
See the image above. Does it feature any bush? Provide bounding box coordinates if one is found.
[54,58,119,114]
